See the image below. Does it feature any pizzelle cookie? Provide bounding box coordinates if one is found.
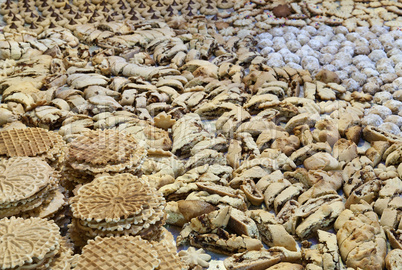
[0,127,66,167]
[69,173,166,247]
[64,129,147,186]
[150,240,187,270]
[0,217,61,269]
[74,236,161,270]
[0,157,54,204]
[43,237,74,270]
[70,173,163,222]
[0,157,61,218]
[68,129,147,170]
[26,189,67,219]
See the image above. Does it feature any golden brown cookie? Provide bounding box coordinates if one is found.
[75,236,161,270]
[0,217,61,269]
[0,128,65,166]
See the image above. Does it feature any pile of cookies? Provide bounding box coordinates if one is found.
[69,173,166,248]
[0,217,73,269]
[74,235,186,270]
[1,0,402,34]
[63,129,147,187]
[0,128,69,229]
[0,127,66,166]
[0,0,401,268]
[0,157,62,219]
[256,25,402,95]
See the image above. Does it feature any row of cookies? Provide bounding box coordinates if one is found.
[2,20,400,100]
[1,0,402,35]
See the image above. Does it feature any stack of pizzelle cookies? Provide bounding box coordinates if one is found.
[0,217,73,270]
[68,173,166,248]
[73,235,187,270]
[0,157,65,220]
[63,129,147,189]
[0,127,66,168]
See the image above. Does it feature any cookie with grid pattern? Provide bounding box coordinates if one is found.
[0,217,61,269]
[69,173,165,223]
[0,157,60,218]
[67,130,147,174]
[69,129,130,165]
[0,128,65,164]
[0,157,55,205]
[75,236,160,270]
[151,240,187,270]
[159,227,176,251]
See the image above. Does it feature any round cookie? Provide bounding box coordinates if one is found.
[75,236,160,270]
[0,217,60,269]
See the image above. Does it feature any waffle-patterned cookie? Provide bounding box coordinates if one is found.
[69,174,166,248]
[67,130,147,174]
[72,204,165,233]
[79,201,165,232]
[69,130,131,165]
[0,157,55,205]
[75,236,160,270]
[0,128,65,164]
[0,217,60,269]
[70,173,164,222]
[150,241,187,270]
[0,193,45,219]
[69,209,166,247]
[159,227,176,251]
[0,128,55,156]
